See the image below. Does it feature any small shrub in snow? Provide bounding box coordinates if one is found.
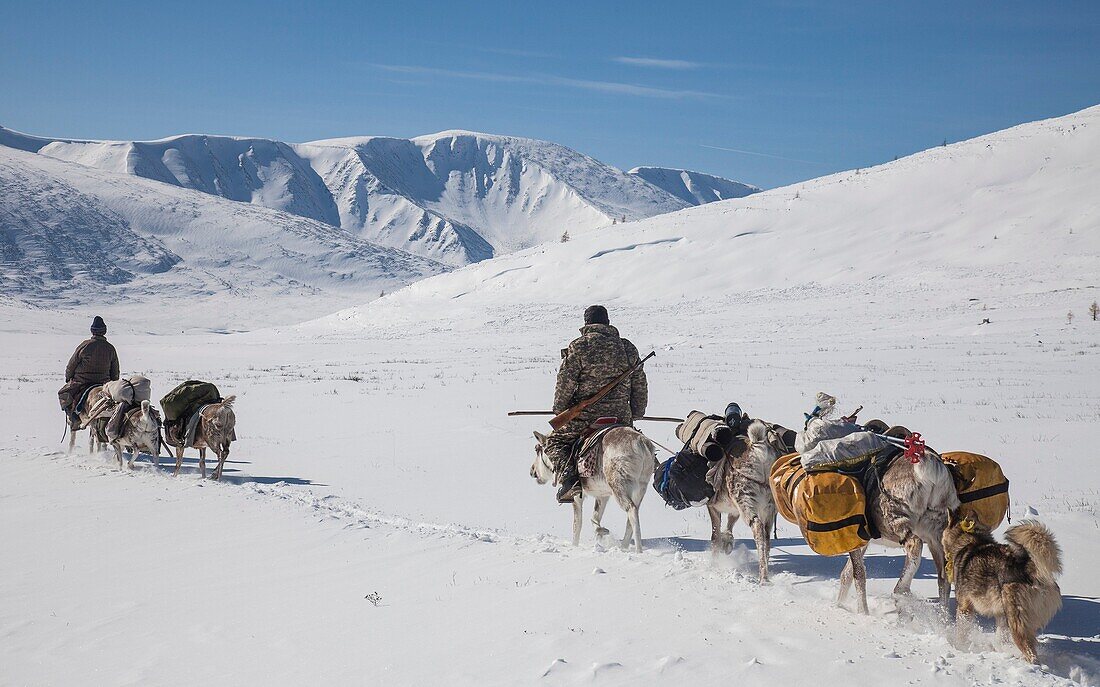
[1090,300,1098,321]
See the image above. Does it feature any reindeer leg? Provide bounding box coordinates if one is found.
[174,446,184,476]
[838,556,854,607]
[213,446,228,481]
[68,428,76,454]
[199,447,207,479]
[593,497,610,538]
[852,547,869,614]
[927,537,950,608]
[751,516,771,583]
[625,504,642,554]
[708,507,722,557]
[571,495,583,546]
[894,536,922,596]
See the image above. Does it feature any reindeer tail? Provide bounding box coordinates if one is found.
[1005,520,1063,583]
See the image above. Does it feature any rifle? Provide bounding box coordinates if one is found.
[508,411,682,423]
[540,350,655,431]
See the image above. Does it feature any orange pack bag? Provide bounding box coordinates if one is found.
[941,451,1010,529]
[770,452,871,556]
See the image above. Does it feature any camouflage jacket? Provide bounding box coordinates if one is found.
[553,324,648,432]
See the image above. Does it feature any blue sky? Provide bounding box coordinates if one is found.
[2,1,1098,188]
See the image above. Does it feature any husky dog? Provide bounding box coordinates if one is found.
[942,514,1063,663]
[707,420,788,582]
[532,427,654,552]
[108,400,163,470]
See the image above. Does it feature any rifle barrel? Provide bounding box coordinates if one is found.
[508,411,682,423]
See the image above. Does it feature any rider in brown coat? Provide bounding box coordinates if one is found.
[58,316,120,425]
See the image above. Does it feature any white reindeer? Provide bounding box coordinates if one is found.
[108,400,164,470]
[531,427,655,553]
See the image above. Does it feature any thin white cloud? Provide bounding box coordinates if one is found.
[369,63,723,100]
[613,56,702,70]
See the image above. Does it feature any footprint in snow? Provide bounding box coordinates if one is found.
[540,658,568,678]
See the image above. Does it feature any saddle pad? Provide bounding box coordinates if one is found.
[577,424,626,478]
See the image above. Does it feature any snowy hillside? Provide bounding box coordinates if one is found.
[0,126,694,266]
[343,105,1098,315]
[628,165,761,204]
[0,145,445,330]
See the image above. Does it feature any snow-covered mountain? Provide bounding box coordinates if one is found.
[0,126,699,266]
[628,166,760,205]
[0,145,444,330]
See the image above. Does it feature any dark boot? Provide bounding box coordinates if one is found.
[556,458,582,503]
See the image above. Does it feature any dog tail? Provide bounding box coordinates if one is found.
[1005,520,1063,582]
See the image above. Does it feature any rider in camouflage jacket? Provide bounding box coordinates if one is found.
[547,305,648,502]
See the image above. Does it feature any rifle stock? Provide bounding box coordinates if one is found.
[548,351,655,431]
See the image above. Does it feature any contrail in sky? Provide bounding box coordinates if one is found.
[699,143,829,166]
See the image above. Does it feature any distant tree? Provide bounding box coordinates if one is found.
[1089,301,1098,321]
[560,230,570,242]
[379,290,385,297]
[794,191,800,200]
[1067,311,1074,324]
[942,138,948,147]
[621,215,627,223]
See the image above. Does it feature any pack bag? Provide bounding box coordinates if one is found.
[675,410,734,462]
[771,452,870,556]
[653,446,715,510]
[941,452,1010,529]
[104,375,152,405]
[160,380,221,422]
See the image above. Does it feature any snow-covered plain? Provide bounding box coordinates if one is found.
[1,106,1098,686]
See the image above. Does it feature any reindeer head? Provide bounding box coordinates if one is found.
[530,431,554,484]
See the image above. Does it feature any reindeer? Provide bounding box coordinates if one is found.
[531,427,655,553]
[707,420,791,582]
[68,385,115,455]
[172,396,237,480]
[108,400,164,470]
[836,424,960,613]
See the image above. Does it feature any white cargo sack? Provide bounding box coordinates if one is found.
[800,431,890,472]
[104,375,152,404]
[796,417,862,453]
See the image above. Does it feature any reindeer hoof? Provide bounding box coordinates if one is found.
[596,527,610,537]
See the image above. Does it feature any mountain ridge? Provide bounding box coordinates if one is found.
[0,125,755,266]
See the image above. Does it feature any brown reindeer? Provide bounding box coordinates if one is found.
[172,396,237,480]
[68,385,114,455]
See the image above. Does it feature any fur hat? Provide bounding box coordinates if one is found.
[583,305,609,325]
[90,315,107,335]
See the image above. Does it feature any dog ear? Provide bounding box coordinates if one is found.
[532,431,547,446]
